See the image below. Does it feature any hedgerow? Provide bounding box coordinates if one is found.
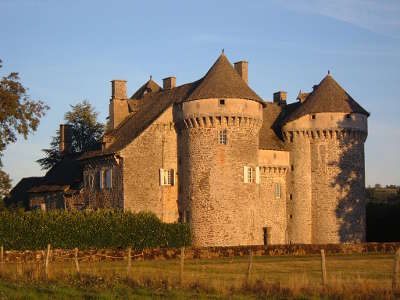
[0,210,190,250]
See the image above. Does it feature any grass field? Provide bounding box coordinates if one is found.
[0,253,398,299]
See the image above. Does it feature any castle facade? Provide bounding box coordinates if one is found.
[23,53,369,246]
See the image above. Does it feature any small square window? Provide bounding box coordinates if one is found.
[219,99,225,106]
[345,114,351,119]
[219,129,227,145]
[311,114,316,120]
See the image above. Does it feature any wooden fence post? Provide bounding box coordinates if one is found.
[127,247,132,275]
[45,244,51,279]
[320,249,327,287]
[393,248,400,294]
[246,249,253,285]
[180,247,185,286]
[0,245,3,274]
[74,248,80,275]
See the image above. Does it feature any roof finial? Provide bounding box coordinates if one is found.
[328,70,330,75]
[222,48,225,54]
[150,75,152,80]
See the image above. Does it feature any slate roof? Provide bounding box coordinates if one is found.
[93,53,265,156]
[186,54,263,103]
[130,78,161,100]
[28,154,82,193]
[259,103,285,150]
[284,74,369,124]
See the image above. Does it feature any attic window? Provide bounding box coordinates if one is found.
[219,99,225,106]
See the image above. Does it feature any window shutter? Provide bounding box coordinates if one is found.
[170,169,175,186]
[159,169,164,186]
[99,170,103,190]
[256,167,260,184]
[244,166,249,183]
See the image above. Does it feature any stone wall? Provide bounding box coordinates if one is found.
[2,243,399,263]
[120,107,179,223]
[284,132,313,244]
[258,167,288,244]
[82,155,123,209]
[310,131,367,243]
[178,98,263,247]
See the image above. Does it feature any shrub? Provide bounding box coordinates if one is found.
[0,210,190,250]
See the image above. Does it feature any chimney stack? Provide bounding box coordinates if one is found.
[163,76,176,90]
[110,80,129,129]
[273,91,287,106]
[111,80,127,99]
[234,61,248,84]
[59,124,73,155]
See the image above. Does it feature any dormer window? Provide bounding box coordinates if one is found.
[219,99,225,106]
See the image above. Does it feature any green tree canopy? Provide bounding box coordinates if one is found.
[37,100,104,170]
[0,59,49,199]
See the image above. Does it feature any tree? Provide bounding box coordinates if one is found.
[37,100,104,170]
[0,58,49,197]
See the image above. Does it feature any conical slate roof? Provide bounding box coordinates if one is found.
[130,78,161,100]
[284,74,369,123]
[186,54,263,103]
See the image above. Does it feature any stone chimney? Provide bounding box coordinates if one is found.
[59,124,73,155]
[163,76,176,90]
[234,61,248,84]
[273,91,287,106]
[109,80,129,129]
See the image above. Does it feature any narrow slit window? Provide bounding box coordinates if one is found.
[274,183,281,199]
[219,129,227,145]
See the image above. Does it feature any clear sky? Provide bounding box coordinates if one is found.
[1,0,399,187]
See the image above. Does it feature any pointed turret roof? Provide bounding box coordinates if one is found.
[185,54,263,103]
[284,74,369,123]
[130,77,161,100]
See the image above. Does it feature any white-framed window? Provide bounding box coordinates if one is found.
[274,182,281,199]
[219,129,227,145]
[105,169,112,189]
[160,169,174,186]
[244,166,260,184]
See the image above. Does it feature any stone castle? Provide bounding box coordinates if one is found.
[12,53,369,247]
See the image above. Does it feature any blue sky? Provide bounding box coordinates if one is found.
[1,0,399,187]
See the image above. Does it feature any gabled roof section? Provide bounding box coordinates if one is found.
[284,74,369,124]
[105,80,199,153]
[130,78,161,100]
[185,54,264,104]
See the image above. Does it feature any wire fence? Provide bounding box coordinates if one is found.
[0,244,399,295]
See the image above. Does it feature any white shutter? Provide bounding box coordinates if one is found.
[256,166,260,184]
[159,169,164,186]
[244,166,249,183]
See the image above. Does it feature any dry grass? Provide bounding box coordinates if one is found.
[0,253,398,299]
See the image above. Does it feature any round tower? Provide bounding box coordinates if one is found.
[175,54,264,247]
[282,74,369,244]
